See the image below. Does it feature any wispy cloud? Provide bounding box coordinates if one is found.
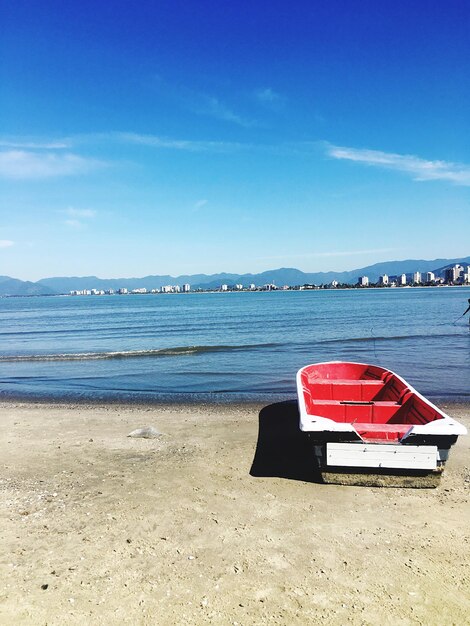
[190,94,256,128]
[62,207,96,218]
[0,132,312,157]
[114,132,245,153]
[111,132,297,155]
[193,199,208,211]
[150,76,257,128]
[61,207,96,229]
[326,143,470,186]
[257,248,397,262]
[0,138,70,149]
[306,248,397,258]
[254,88,286,111]
[0,150,105,179]
[0,240,14,248]
[64,219,84,229]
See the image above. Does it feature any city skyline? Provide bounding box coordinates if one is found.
[1,1,470,281]
[2,255,469,298]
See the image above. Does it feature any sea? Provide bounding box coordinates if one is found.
[0,287,469,404]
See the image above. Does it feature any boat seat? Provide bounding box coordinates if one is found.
[308,399,401,424]
[307,380,385,401]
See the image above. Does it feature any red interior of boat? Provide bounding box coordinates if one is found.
[300,363,443,442]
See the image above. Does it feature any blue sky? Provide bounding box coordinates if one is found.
[1,0,469,280]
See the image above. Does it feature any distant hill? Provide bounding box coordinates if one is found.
[0,277,56,297]
[37,269,332,292]
[2,255,469,296]
[316,256,470,284]
[37,273,243,293]
[37,256,470,292]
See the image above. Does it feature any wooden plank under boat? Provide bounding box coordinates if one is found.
[296,361,467,487]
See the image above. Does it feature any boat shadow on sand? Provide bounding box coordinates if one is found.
[250,400,322,483]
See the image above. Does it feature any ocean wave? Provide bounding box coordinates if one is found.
[0,343,282,362]
[317,332,455,345]
[0,333,457,363]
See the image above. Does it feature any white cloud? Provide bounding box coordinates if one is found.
[114,132,301,156]
[193,199,208,211]
[0,240,14,248]
[63,208,96,218]
[0,132,305,157]
[326,143,470,186]
[0,150,105,179]
[197,95,255,127]
[257,248,397,261]
[307,248,397,258]
[255,88,279,102]
[62,208,96,229]
[0,139,70,149]
[148,76,256,128]
[254,88,286,111]
[115,132,246,153]
[64,219,84,229]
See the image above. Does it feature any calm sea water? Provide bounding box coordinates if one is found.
[0,287,469,403]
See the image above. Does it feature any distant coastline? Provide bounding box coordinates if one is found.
[2,282,470,299]
[1,255,469,297]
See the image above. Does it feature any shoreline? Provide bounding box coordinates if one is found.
[1,394,469,409]
[3,283,470,299]
[1,401,469,624]
[0,394,286,412]
[0,398,267,411]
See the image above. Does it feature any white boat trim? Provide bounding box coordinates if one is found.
[326,442,438,470]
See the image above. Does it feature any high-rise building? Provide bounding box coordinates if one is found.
[358,276,369,286]
[445,264,464,283]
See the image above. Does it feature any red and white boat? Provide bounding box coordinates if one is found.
[297,361,467,486]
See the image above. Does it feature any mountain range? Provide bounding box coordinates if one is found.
[1,256,469,296]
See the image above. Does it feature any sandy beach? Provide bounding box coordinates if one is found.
[0,400,469,625]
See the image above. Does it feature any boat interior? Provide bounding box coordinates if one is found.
[300,363,444,442]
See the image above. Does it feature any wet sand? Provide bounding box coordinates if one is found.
[0,400,469,625]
